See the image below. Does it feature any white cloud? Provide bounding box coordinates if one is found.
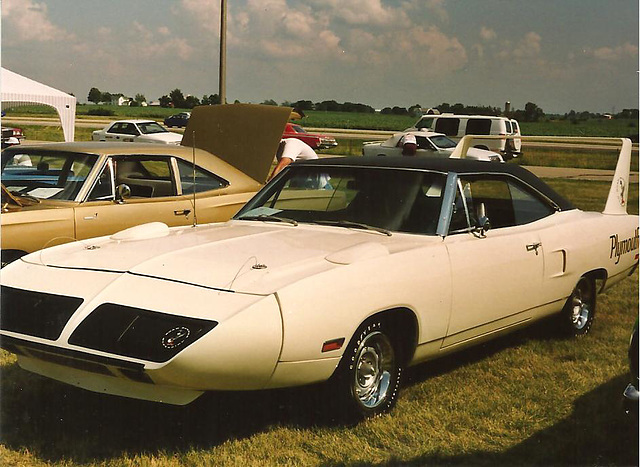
[2,0,75,42]
[588,42,638,61]
[480,26,496,41]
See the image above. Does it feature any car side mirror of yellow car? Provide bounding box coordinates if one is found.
[115,184,131,204]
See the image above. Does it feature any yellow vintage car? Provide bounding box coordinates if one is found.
[1,104,291,265]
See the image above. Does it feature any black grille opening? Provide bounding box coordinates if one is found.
[69,303,217,363]
[1,286,83,340]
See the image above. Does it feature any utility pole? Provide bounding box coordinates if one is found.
[219,0,227,104]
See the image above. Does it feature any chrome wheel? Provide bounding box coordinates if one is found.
[562,277,596,336]
[570,283,592,330]
[352,331,395,409]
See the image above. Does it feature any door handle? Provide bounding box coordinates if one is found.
[174,209,191,217]
[526,242,542,255]
[83,213,98,220]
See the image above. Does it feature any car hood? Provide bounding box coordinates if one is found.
[143,132,182,143]
[182,104,292,184]
[22,221,432,295]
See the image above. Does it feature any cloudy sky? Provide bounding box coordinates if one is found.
[2,0,638,113]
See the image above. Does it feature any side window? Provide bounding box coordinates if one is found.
[125,124,140,136]
[87,161,114,201]
[465,119,492,135]
[449,180,475,233]
[415,136,434,150]
[113,156,176,198]
[448,176,555,234]
[108,123,126,134]
[509,182,555,224]
[176,159,228,194]
[434,118,460,136]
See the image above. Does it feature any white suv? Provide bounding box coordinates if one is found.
[406,114,522,159]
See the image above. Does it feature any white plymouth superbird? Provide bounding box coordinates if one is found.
[1,139,637,419]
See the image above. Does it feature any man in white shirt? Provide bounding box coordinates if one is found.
[268,138,318,181]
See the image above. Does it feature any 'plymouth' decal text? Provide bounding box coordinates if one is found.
[610,227,639,264]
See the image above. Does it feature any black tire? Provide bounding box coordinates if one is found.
[333,320,402,419]
[560,277,596,336]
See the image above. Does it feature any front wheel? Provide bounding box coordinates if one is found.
[560,277,596,336]
[333,320,402,419]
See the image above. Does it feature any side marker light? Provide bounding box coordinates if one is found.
[322,338,345,353]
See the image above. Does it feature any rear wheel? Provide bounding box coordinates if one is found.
[333,320,402,419]
[560,277,596,336]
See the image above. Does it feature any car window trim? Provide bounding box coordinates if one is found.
[436,172,458,237]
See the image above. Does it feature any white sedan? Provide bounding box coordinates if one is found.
[363,130,503,161]
[92,120,182,145]
[1,139,637,420]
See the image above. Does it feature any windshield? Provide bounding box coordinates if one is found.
[235,165,445,235]
[138,122,168,134]
[1,149,98,201]
[429,135,457,149]
[291,125,307,134]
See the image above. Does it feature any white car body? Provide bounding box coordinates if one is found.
[362,131,503,162]
[1,138,637,418]
[92,120,182,145]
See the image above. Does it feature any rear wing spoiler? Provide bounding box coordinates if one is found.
[450,135,634,215]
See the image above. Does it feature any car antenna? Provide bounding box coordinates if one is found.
[191,130,198,227]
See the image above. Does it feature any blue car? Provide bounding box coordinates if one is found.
[163,112,190,128]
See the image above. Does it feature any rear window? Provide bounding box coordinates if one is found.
[505,121,513,133]
[465,119,492,135]
[434,118,460,136]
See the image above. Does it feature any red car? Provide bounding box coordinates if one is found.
[283,123,337,149]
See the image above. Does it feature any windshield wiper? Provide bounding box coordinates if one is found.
[311,220,392,236]
[239,214,299,226]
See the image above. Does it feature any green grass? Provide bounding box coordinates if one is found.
[1,178,638,465]
[518,147,640,171]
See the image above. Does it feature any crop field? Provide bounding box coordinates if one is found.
[0,180,638,466]
[4,105,638,137]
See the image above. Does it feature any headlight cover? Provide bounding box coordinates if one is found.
[69,303,218,363]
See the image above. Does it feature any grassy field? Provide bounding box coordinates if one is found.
[0,181,638,466]
[4,105,638,136]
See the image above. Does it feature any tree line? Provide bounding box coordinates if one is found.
[87,87,637,122]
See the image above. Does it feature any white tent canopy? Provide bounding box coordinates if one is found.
[1,67,76,142]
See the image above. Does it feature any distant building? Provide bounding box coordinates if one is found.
[117,96,132,106]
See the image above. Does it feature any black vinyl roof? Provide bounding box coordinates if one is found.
[296,156,575,211]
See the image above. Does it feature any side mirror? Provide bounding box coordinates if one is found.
[475,202,491,237]
[115,184,131,204]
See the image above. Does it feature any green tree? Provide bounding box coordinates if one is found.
[88,87,102,104]
[101,92,113,104]
[523,102,544,122]
[134,93,146,105]
[169,89,186,108]
[184,95,201,109]
[261,99,278,106]
[159,95,172,107]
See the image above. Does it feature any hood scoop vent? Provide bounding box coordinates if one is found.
[111,222,170,242]
[325,242,389,265]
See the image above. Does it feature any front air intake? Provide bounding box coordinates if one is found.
[0,286,84,340]
[69,303,218,363]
